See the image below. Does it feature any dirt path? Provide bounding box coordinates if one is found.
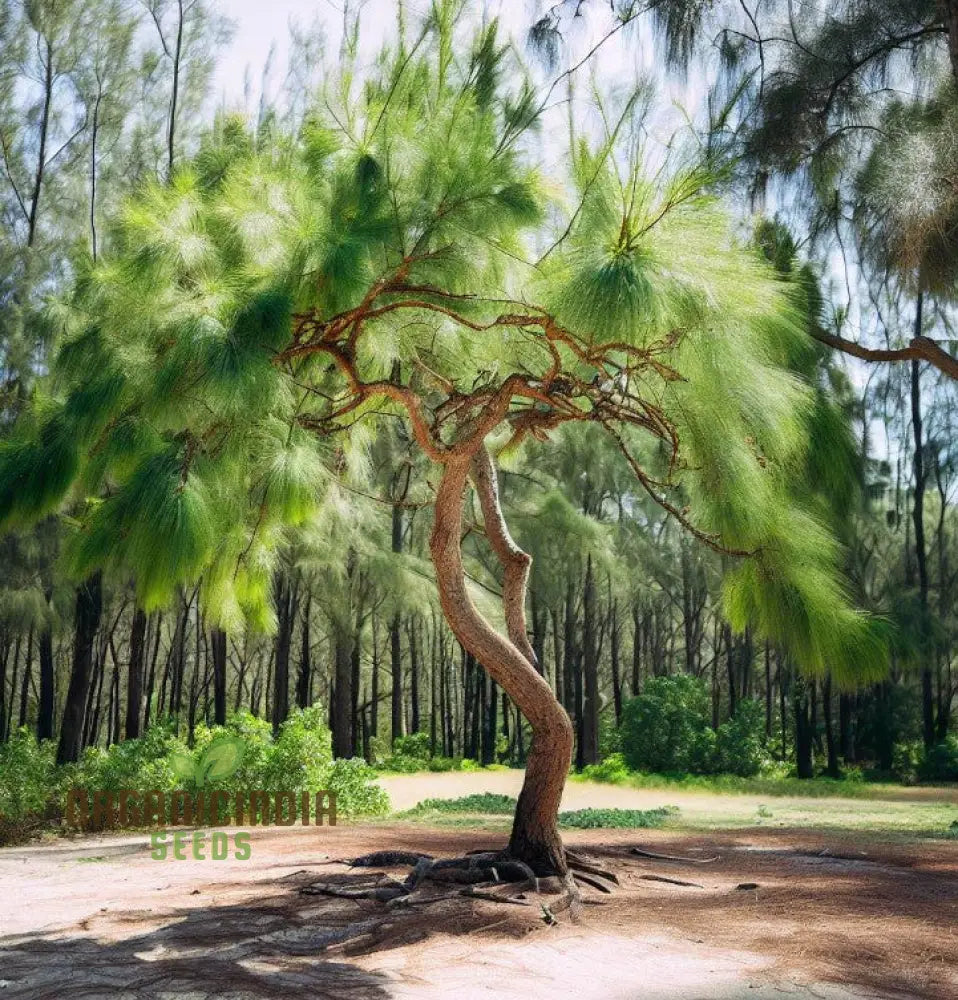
[1,773,956,999]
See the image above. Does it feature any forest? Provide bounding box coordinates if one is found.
[0,0,957,877]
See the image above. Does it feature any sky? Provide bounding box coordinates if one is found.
[209,1,666,117]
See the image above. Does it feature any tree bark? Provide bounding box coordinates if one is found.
[272,573,295,736]
[37,621,55,741]
[822,675,840,778]
[580,555,600,766]
[126,607,147,738]
[17,626,33,728]
[910,297,934,748]
[432,449,573,875]
[57,572,103,764]
[941,0,958,82]
[210,626,227,726]
[296,597,312,710]
[332,620,354,758]
[794,676,814,780]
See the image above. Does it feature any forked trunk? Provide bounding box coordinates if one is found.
[430,452,573,876]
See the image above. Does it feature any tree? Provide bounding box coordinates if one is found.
[0,5,885,874]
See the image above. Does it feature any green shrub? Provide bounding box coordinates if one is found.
[407,793,517,815]
[580,752,630,784]
[918,737,958,783]
[426,755,457,772]
[557,806,676,829]
[1,706,388,836]
[392,732,432,760]
[325,757,389,817]
[0,729,60,836]
[891,741,922,784]
[619,676,716,774]
[715,700,769,777]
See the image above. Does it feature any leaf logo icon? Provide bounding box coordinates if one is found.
[169,736,245,787]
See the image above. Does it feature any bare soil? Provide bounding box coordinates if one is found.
[1,775,956,1000]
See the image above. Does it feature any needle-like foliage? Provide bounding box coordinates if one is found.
[0,2,885,686]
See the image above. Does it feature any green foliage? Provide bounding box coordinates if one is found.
[407,793,517,815]
[392,732,432,760]
[619,676,717,774]
[917,738,958,784]
[0,729,60,824]
[0,706,387,840]
[891,741,923,785]
[557,806,676,829]
[325,757,390,818]
[580,752,630,784]
[714,699,770,777]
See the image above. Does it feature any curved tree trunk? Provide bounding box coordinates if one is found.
[430,449,573,876]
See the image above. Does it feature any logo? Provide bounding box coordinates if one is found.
[170,735,245,787]
[65,734,338,860]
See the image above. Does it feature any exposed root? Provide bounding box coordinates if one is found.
[301,846,587,925]
[631,847,718,864]
[349,850,435,867]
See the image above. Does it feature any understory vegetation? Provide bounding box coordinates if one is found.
[0,707,388,844]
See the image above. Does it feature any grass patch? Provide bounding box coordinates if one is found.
[405,793,517,815]
[557,807,676,829]
[403,795,678,830]
[573,768,926,800]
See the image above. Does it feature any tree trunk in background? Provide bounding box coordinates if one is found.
[876,681,895,771]
[724,623,737,718]
[143,614,162,729]
[610,598,622,724]
[37,622,55,741]
[409,616,420,734]
[482,674,497,764]
[57,572,103,764]
[631,606,641,696]
[778,652,788,760]
[390,497,404,743]
[125,608,147,738]
[332,622,354,758]
[822,675,840,778]
[296,598,312,710]
[17,626,34,728]
[0,635,9,742]
[6,633,21,739]
[432,452,573,875]
[563,583,576,721]
[839,693,854,762]
[942,0,958,80]
[580,555,600,766]
[370,614,380,737]
[272,574,295,736]
[764,642,772,738]
[350,615,362,755]
[910,301,935,747]
[794,677,814,779]
[210,627,227,726]
[170,591,189,725]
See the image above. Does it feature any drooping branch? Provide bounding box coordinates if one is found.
[599,417,754,559]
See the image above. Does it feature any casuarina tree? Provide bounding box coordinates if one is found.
[0,4,885,878]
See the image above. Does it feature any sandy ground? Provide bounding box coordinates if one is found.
[1,773,956,1000]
